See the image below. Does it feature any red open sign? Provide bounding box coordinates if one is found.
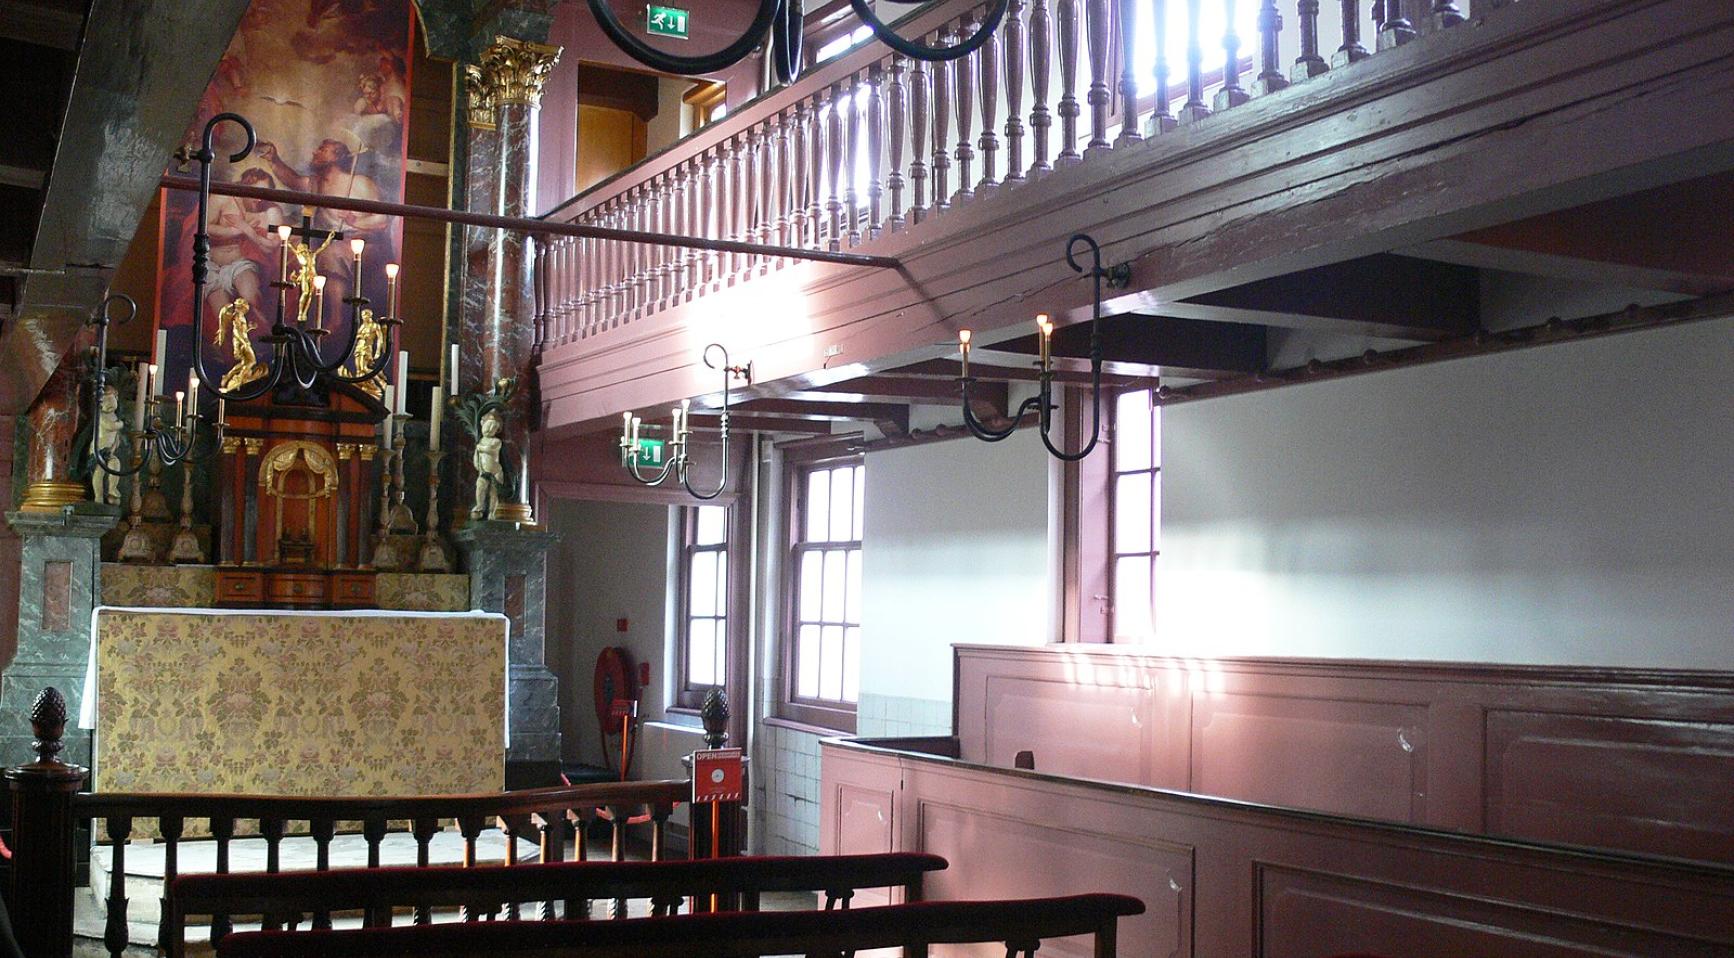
[692,747,743,803]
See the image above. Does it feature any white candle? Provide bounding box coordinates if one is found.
[395,351,409,414]
[679,399,691,440]
[217,397,226,428]
[381,385,395,447]
[385,263,400,317]
[153,330,168,395]
[187,371,199,425]
[621,412,632,443]
[173,390,184,427]
[351,238,365,296]
[449,343,460,396]
[146,364,158,426]
[519,450,530,504]
[429,385,443,451]
[313,274,327,329]
[132,362,148,433]
[277,224,292,281]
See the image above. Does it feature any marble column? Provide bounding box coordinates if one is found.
[0,510,116,767]
[459,36,561,459]
[453,523,561,784]
[19,345,89,514]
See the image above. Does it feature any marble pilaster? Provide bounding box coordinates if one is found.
[454,521,561,782]
[0,511,117,767]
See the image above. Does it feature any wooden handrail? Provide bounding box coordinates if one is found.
[167,853,951,955]
[214,894,1146,958]
[73,780,690,821]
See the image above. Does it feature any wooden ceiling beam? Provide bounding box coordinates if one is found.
[988,312,1268,379]
[1166,254,1480,342]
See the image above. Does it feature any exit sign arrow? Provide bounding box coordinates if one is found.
[646,5,689,40]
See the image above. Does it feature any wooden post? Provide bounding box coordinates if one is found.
[1003,2,1028,180]
[1255,0,1291,95]
[1293,0,1329,80]
[6,687,88,958]
[952,14,977,202]
[1214,0,1251,110]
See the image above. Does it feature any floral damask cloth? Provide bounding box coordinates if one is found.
[92,609,506,798]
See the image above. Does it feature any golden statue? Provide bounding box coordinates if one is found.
[348,307,387,398]
[289,228,338,327]
[215,298,267,392]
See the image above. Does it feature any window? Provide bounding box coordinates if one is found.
[1110,390,1160,640]
[677,505,730,708]
[783,457,864,728]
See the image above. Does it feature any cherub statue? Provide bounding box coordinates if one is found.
[215,298,266,391]
[348,307,387,397]
[471,410,505,520]
[91,384,126,506]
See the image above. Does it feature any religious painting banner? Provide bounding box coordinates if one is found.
[156,0,414,397]
[86,608,506,799]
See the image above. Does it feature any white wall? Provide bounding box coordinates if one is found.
[859,430,1053,705]
[1156,316,1734,669]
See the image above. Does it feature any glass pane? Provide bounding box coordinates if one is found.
[714,551,729,614]
[797,624,821,698]
[845,549,863,625]
[829,466,854,541]
[712,622,727,687]
[799,551,823,622]
[819,625,845,700]
[1150,405,1162,468]
[852,465,866,539]
[842,626,860,703]
[806,469,830,542]
[1115,390,1152,472]
[1115,472,1153,555]
[822,549,846,623]
[688,619,715,686]
[689,552,717,617]
[1150,472,1162,550]
[695,506,727,545]
[1114,555,1153,640]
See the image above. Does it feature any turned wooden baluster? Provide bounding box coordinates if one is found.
[261,816,286,930]
[567,237,581,340]
[1003,1,1028,180]
[738,131,757,275]
[1083,0,1111,153]
[1432,0,1465,29]
[412,816,439,924]
[660,176,677,305]
[716,143,736,284]
[825,85,845,249]
[954,15,977,198]
[727,138,747,279]
[759,120,776,270]
[1115,0,1141,146]
[500,814,531,921]
[1178,0,1211,122]
[866,64,886,239]
[1255,0,1289,94]
[1293,0,1328,79]
[535,809,567,920]
[612,196,630,317]
[642,182,661,310]
[211,815,235,943]
[598,202,616,320]
[459,814,486,922]
[678,166,697,298]
[155,815,184,955]
[887,57,908,229]
[844,74,862,246]
[103,815,131,958]
[909,56,931,222]
[608,804,630,918]
[311,818,336,929]
[701,151,721,289]
[574,234,592,336]
[1055,0,1082,162]
[977,13,1005,190]
[1215,0,1250,110]
[931,30,953,211]
[807,96,825,246]
[633,189,651,312]
[1335,0,1368,65]
[1029,0,1054,172]
[775,109,793,250]
[789,102,809,245]
[1149,0,1177,132]
[1377,0,1415,49]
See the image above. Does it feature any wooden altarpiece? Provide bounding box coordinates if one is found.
[212,378,386,608]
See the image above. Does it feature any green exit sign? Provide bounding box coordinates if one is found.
[646,5,689,39]
[628,437,667,468]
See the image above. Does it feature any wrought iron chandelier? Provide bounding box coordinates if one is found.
[619,344,751,500]
[85,293,225,476]
[187,112,401,403]
[956,233,1129,461]
[585,0,1007,82]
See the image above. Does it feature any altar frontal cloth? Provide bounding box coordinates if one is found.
[88,608,507,796]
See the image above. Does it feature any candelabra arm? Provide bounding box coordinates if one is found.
[960,377,1037,441]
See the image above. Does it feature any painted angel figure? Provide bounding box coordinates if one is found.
[471,410,505,520]
[216,297,267,392]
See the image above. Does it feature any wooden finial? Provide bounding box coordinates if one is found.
[29,686,68,765]
[700,688,731,750]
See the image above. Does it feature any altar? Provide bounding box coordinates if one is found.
[81,608,508,796]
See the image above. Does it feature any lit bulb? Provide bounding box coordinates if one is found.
[959,329,972,345]
[1037,313,1052,334]
[385,262,399,280]
[313,275,327,291]
[351,238,366,255]
[277,225,291,241]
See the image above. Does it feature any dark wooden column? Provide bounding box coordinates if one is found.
[6,687,88,958]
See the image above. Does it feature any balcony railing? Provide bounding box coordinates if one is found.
[535,0,1488,351]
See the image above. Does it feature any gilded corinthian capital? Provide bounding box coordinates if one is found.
[465,36,562,129]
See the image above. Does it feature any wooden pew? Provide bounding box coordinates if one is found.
[213,894,1147,958]
[164,852,949,957]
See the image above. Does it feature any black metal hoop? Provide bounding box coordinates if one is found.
[586,0,781,75]
[769,0,804,85]
[848,0,1011,62]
